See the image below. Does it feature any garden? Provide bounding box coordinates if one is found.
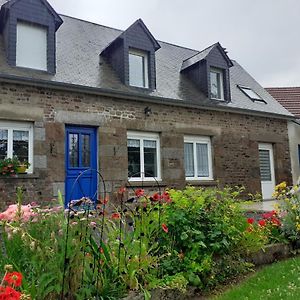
[0,181,299,300]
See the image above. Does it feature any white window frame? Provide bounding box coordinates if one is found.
[210,67,224,100]
[0,121,34,174]
[129,49,149,88]
[127,131,161,181]
[184,136,213,181]
[16,21,48,71]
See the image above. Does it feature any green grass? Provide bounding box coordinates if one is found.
[215,256,300,300]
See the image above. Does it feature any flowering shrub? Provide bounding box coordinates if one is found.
[0,158,19,177]
[246,210,283,244]
[158,186,267,289]
[273,181,300,242]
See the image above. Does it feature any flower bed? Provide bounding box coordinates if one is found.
[0,183,299,299]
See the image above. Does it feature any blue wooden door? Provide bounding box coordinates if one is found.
[65,126,97,206]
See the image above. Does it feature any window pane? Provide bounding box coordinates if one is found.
[81,134,90,167]
[259,150,271,181]
[184,143,194,177]
[241,87,262,100]
[0,129,8,160]
[129,53,145,87]
[210,71,221,99]
[128,139,140,177]
[13,130,29,162]
[69,133,79,167]
[16,22,47,70]
[196,143,209,177]
[144,140,157,177]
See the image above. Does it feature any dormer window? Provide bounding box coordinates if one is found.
[210,67,224,100]
[239,86,266,104]
[16,21,47,71]
[129,49,149,88]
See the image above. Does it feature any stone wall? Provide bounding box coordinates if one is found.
[0,81,292,207]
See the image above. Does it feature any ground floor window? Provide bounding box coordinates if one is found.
[0,121,33,173]
[127,131,161,181]
[184,136,213,180]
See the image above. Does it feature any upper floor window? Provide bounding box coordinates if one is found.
[0,121,33,173]
[129,49,149,88]
[127,131,160,181]
[184,136,213,180]
[210,68,224,100]
[16,22,47,71]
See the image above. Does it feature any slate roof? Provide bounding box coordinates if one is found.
[266,87,300,118]
[0,7,293,119]
[181,42,233,71]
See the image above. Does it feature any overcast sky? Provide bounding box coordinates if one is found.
[49,0,300,88]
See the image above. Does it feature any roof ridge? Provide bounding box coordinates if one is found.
[59,14,123,33]
[60,14,202,54]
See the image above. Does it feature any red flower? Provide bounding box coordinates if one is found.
[118,187,126,194]
[162,223,168,233]
[271,217,281,226]
[111,212,121,220]
[152,193,161,202]
[135,189,145,198]
[98,196,109,205]
[162,192,172,203]
[0,286,21,299]
[258,219,266,227]
[4,272,23,287]
[247,218,254,224]
[99,247,104,254]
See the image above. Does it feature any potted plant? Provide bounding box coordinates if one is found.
[17,160,30,174]
[0,157,19,177]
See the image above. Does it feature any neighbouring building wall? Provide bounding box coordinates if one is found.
[0,81,292,208]
[287,121,300,184]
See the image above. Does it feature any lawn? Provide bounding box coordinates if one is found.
[215,256,300,300]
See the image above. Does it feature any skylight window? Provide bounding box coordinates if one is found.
[239,86,266,103]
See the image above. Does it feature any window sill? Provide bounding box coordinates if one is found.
[126,181,167,188]
[0,173,39,179]
[186,180,217,186]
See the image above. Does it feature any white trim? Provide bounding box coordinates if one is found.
[184,135,213,181]
[127,131,161,181]
[210,67,224,101]
[129,49,149,88]
[0,121,34,173]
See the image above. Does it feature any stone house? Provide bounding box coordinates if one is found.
[267,87,300,184]
[0,0,294,207]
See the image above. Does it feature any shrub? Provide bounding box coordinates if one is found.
[273,181,300,243]
[159,186,267,289]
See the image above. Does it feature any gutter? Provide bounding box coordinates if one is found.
[0,73,295,121]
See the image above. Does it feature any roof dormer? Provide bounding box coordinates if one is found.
[101,19,160,90]
[0,0,63,73]
[181,43,233,102]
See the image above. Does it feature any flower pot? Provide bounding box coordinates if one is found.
[17,165,27,174]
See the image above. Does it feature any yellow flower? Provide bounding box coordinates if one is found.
[292,205,297,210]
[296,223,300,231]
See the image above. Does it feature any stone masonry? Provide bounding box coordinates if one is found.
[0,81,292,208]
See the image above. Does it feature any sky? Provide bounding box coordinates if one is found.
[49,0,300,88]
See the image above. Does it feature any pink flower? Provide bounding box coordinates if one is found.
[135,189,145,198]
